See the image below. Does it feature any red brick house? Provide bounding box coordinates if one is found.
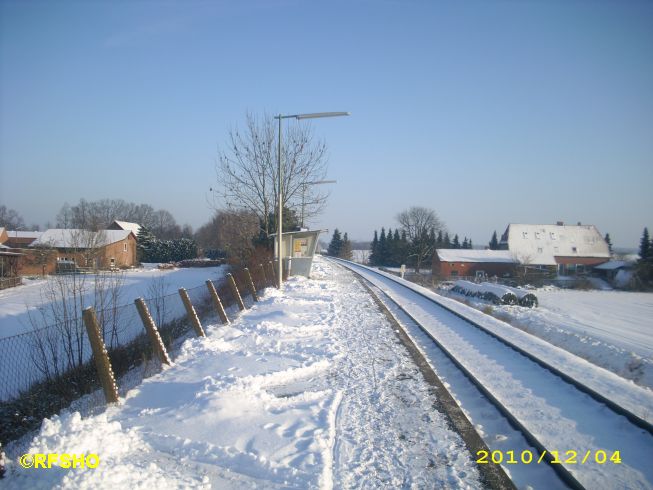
[433,249,518,279]
[20,229,137,275]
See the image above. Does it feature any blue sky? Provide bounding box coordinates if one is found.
[1,0,651,248]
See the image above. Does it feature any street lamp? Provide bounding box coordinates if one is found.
[274,111,349,289]
[301,180,337,229]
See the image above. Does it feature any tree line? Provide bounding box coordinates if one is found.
[363,206,479,272]
[325,229,352,260]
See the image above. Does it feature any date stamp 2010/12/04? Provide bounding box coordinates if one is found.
[476,449,621,465]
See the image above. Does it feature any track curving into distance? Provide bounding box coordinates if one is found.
[329,258,653,490]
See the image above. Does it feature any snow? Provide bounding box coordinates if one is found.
[444,285,653,389]
[0,266,228,401]
[0,266,227,339]
[31,229,132,248]
[436,249,517,263]
[341,262,653,489]
[351,249,369,264]
[3,257,480,489]
[503,223,609,266]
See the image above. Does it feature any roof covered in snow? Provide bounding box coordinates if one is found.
[109,220,142,235]
[31,229,134,249]
[594,260,628,270]
[501,223,610,266]
[436,249,518,263]
[4,230,43,239]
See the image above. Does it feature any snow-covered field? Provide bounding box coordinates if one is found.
[443,286,653,390]
[351,249,369,264]
[0,265,227,339]
[4,258,480,489]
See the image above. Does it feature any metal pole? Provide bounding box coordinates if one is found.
[301,183,306,229]
[277,114,283,289]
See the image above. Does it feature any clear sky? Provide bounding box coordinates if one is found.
[1,0,651,248]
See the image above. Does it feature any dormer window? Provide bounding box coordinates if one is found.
[550,232,557,240]
[522,232,529,239]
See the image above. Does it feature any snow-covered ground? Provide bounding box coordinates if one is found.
[0,265,227,339]
[3,258,480,489]
[351,249,369,264]
[442,286,653,390]
[341,262,653,489]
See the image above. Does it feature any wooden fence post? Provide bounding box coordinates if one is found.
[178,288,205,337]
[206,280,229,325]
[227,273,245,310]
[134,298,171,365]
[259,263,268,289]
[244,268,259,302]
[82,307,120,404]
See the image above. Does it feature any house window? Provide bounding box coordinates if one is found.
[535,232,541,240]
[450,270,459,277]
[522,232,529,239]
[550,232,557,240]
[123,243,127,252]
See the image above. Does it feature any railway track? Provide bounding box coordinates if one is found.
[330,258,653,490]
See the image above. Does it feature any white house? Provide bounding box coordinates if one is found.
[500,222,610,274]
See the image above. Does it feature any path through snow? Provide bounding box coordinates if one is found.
[4,257,480,489]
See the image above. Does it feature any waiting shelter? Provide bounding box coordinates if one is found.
[272,230,325,278]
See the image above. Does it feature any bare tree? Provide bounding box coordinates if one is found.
[214,112,329,236]
[396,206,445,273]
[209,209,260,263]
[0,205,26,229]
[58,199,182,237]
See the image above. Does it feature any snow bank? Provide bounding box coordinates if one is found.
[4,258,480,489]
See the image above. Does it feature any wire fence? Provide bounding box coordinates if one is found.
[0,263,275,446]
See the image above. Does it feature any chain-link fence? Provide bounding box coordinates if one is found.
[0,264,275,446]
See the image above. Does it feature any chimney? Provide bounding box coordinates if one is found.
[556,221,564,226]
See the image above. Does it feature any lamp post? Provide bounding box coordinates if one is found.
[301,180,337,229]
[274,112,349,289]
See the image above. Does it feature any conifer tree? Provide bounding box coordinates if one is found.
[137,226,158,263]
[327,228,343,257]
[386,228,395,266]
[639,228,650,261]
[340,232,353,260]
[436,230,444,248]
[378,228,388,265]
[392,228,401,266]
[489,231,499,250]
[369,230,379,265]
[462,237,469,249]
[443,232,451,248]
[452,234,460,249]
[469,239,473,249]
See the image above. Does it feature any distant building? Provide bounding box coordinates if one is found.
[20,229,137,275]
[500,222,610,275]
[2,230,42,248]
[107,220,142,237]
[433,249,518,279]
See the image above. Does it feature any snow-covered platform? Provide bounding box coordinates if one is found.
[4,257,480,488]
